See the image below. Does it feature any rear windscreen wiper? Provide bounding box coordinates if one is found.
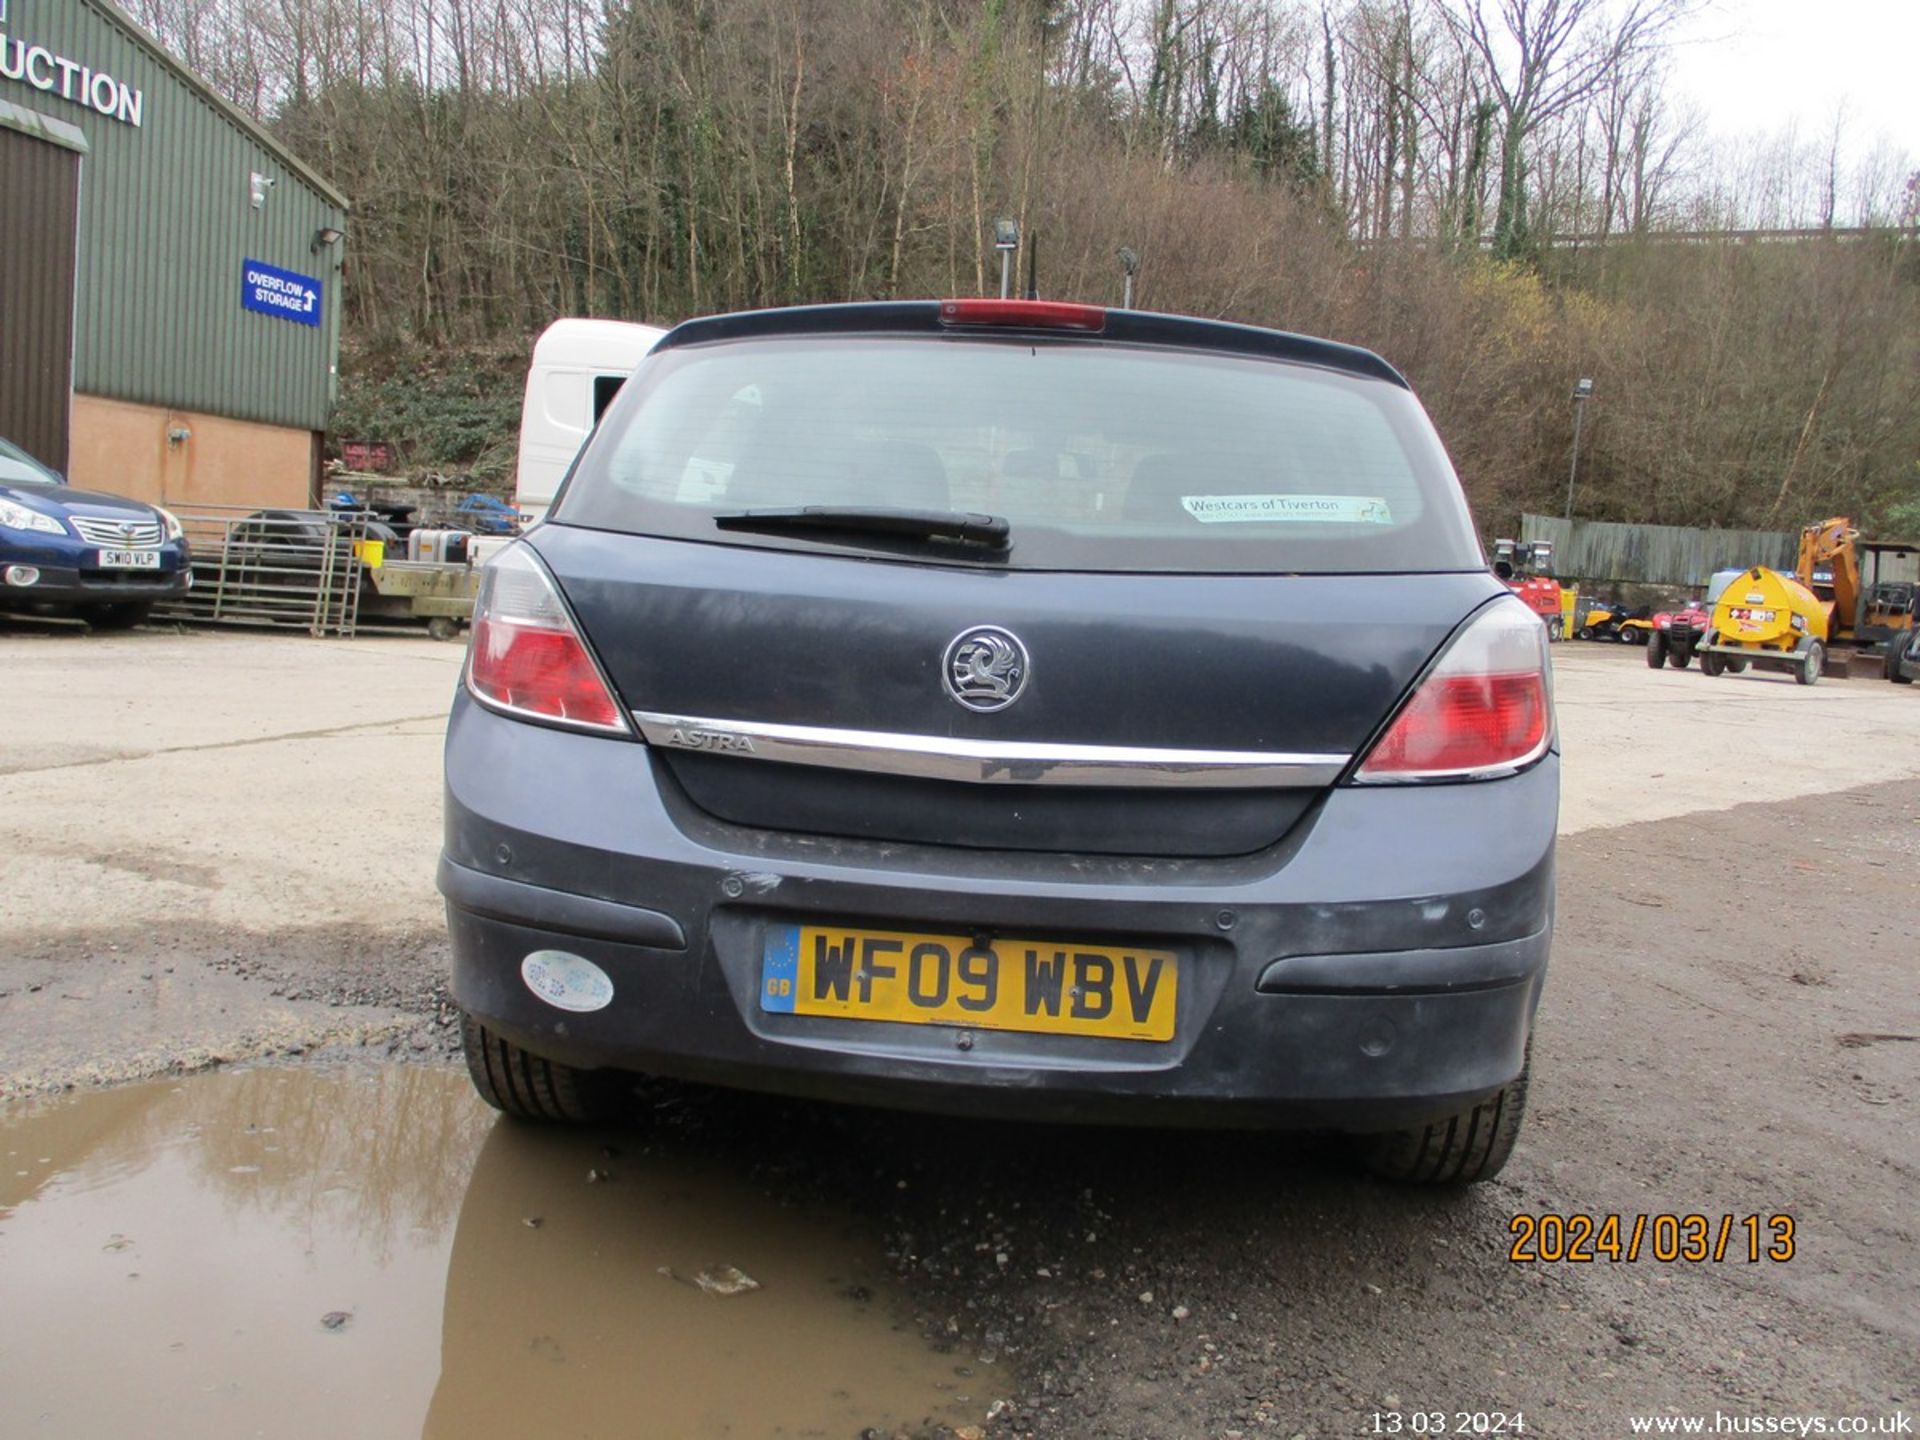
[712,506,1011,549]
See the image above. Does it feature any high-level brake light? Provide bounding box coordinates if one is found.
[1354,600,1554,783]
[938,299,1106,332]
[466,544,629,735]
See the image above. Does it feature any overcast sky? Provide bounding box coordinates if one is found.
[1669,0,1919,162]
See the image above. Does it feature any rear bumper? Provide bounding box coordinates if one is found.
[441,693,1558,1130]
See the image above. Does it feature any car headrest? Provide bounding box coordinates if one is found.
[848,439,951,511]
[1123,453,1192,523]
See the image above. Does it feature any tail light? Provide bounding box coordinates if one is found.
[466,544,629,735]
[1354,600,1553,783]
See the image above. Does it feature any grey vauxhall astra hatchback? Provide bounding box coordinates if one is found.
[440,298,1557,1184]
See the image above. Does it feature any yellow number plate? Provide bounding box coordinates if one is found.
[760,924,1178,1042]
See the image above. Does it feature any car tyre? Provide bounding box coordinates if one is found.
[1356,1050,1529,1185]
[1699,651,1725,677]
[1646,634,1667,669]
[1670,646,1691,669]
[1726,658,1748,674]
[81,601,152,631]
[461,1011,608,1123]
[1890,648,1913,685]
[1577,626,1594,641]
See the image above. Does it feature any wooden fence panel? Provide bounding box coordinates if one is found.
[1519,514,1798,588]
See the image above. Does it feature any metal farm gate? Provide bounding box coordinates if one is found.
[154,507,372,636]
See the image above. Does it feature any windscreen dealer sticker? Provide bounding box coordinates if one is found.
[1181,494,1394,524]
[521,950,615,1012]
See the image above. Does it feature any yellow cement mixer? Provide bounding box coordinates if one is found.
[1695,565,1830,685]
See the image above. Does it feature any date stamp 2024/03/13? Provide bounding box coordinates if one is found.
[1507,1213,1795,1264]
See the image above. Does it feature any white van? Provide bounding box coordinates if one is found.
[514,318,667,526]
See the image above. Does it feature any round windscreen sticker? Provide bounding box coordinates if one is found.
[521,950,615,1013]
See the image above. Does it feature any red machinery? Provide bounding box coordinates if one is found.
[1493,539,1566,637]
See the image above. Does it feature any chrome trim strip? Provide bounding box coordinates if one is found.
[632,711,1347,789]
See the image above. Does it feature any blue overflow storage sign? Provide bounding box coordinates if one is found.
[241,259,323,326]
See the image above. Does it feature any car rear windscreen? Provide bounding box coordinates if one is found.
[553,335,1484,573]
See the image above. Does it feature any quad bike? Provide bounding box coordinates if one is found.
[1646,599,1721,670]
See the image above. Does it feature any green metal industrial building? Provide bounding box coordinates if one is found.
[1,0,347,508]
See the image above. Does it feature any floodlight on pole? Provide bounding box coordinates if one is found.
[1564,378,1594,522]
[993,217,1019,299]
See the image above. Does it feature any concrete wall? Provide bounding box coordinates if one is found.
[68,393,313,509]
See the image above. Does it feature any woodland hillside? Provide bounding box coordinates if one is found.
[132,0,1920,534]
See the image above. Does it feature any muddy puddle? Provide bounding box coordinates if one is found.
[0,1066,974,1438]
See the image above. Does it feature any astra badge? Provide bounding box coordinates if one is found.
[943,626,1029,712]
[665,726,754,754]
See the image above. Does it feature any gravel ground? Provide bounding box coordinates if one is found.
[529,782,1914,1440]
[2,622,1915,1437]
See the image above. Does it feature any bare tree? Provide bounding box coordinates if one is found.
[1444,0,1691,257]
